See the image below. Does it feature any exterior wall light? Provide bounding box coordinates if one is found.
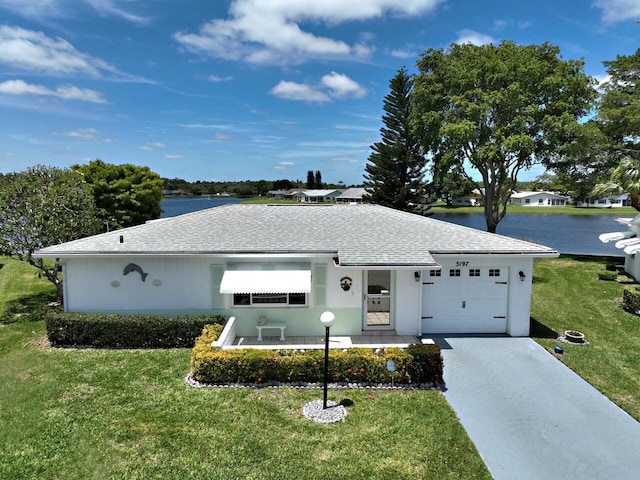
[519,271,526,281]
[414,271,421,282]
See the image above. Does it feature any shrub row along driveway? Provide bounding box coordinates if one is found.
[438,336,640,480]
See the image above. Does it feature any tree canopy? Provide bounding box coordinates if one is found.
[598,48,640,155]
[412,41,597,232]
[0,165,101,303]
[72,159,163,231]
[363,67,427,211]
[589,48,640,210]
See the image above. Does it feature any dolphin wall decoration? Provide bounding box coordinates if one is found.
[123,263,148,282]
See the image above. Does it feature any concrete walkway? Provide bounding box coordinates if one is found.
[437,336,640,480]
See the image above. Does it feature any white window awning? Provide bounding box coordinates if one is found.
[615,237,640,249]
[599,231,635,243]
[220,266,311,294]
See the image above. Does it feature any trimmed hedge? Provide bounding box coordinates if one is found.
[46,312,226,348]
[598,270,618,281]
[191,326,444,385]
[622,286,640,315]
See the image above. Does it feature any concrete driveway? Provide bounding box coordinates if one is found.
[436,336,640,480]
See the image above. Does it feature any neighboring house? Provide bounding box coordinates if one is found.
[599,215,640,281]
[34,204,557,337]
[577,194,630,208]
[267,190,289,199]
[451,189,483,206]
[510,191,568,207]
[336,188,368,203]
[295,189,343,203]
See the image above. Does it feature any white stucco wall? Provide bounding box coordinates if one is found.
[62,253,539,337]
[63,256,214,312]
[394,270,422,335]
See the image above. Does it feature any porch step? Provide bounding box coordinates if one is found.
[361,330,397,336]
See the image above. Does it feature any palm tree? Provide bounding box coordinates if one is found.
[591,156,640,211]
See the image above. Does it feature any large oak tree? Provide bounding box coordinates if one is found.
[413,41,597,232]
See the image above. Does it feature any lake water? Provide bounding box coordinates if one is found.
[160,197,627,256]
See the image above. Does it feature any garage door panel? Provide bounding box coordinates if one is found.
[421,266,509,334]
[421,316,507,334]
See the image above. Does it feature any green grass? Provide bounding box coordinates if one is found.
[4,254,639,477]
[531,255,640,420]
[0,257,490,480]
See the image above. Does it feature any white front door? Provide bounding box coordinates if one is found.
[421,266,509,334]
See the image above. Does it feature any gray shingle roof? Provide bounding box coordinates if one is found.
[34,204,557,266]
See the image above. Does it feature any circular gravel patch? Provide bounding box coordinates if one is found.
[302,399,347,423]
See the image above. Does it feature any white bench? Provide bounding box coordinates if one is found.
[256,323,287,341]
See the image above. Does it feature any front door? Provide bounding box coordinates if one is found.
[364,270,392,330]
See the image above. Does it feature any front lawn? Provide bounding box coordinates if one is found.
[0,257,489,480]
[531,255,640,420]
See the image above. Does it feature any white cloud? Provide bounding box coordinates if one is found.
[390,48,416,58]
[455,29,495,46]
[207,75,234,82]
[0,25,114,76]
[139,142,166,150]
[0,0,150,24]
[214,132,233,141]
[271,72,365,103]
[270,81,331,103]
[0,79,107,103]
[594,0,640,24]
[321,71,366,99]
[84,0,150,25]
[274,161,295,170]
[173,0,443,65]
[164,154,183,159]
[53,127,112,141]
[331,154,359,163]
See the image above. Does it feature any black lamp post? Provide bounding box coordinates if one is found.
[320,311,336,409]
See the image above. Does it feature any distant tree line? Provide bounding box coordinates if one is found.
[163,172,353,197]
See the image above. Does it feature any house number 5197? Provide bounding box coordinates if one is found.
[455,261,469,267]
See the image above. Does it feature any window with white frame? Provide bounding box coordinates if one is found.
[232,292,307,306]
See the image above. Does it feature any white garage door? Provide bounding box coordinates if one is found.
[421,266,508,334]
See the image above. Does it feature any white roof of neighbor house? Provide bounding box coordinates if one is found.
[337,188,368,200]
[510,191,568,199]
[297,189,342,197]
[34,204,557,266]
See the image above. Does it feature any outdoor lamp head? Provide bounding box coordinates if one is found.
[320,311,336,328]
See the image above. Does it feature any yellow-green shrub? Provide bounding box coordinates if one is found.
[190,328,443,385]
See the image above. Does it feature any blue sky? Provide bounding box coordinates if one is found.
[0,0,638,185]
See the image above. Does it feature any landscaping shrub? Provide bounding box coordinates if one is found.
[405,343,445,384]
[598,270,618,281]
[191,329,443,386]
[605,263,619,272]
[46,312,225,348]
[622,287,640,315]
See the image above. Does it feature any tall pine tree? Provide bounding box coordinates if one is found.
[363,67,427,211]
